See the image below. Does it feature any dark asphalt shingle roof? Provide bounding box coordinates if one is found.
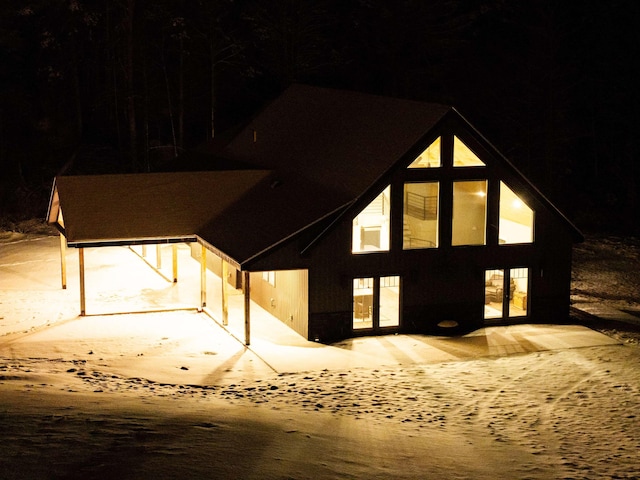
[221,84,451,199]
[53,170,271,246]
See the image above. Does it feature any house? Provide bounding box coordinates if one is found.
[47,84,583,343]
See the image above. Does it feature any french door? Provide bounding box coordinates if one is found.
[484,268,529,321]
[353,276,400,331]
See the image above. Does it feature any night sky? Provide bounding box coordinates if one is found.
[1,0,638,233]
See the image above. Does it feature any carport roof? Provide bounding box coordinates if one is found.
[49,170,271,249]
[48,168,354,268]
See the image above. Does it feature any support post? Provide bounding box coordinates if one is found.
[59,233,67,289]
[79,247,86,316]
[142,244,147,257]
[243,270,251,346]
[172,244,178,282]
[221,260,229,326]
[156,244,162,269]
[200,245,207,308]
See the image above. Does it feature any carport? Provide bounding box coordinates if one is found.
[47,171,272,345]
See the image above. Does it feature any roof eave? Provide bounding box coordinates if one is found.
[67,236,198,248]
[239,202,353,270]
[196,237,242,270]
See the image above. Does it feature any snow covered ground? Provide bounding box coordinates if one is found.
[1,227,639,479]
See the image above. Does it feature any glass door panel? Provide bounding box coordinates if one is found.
[484,269,504,319]
[353,277,373,329]
[508,268,528,317]
[379,276,400,327]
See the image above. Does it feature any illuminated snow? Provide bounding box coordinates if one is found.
[1,231,639,479]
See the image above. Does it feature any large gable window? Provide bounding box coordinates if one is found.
[499,182,534,244]
[403,182,439,249]
[408,137,441,168]
[352,186,391,253]
[452,180,487,246]
[453,136,485,167]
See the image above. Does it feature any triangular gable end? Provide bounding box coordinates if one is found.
[46,181,65,236]
[299,106,582,255]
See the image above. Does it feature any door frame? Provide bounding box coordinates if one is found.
[352,275,402,333]
[484,266,529,322]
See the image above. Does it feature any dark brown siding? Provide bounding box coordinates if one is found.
[207,118,580,343]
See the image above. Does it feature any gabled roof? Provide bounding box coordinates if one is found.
[48,84,582,269]
[49,171,271,248]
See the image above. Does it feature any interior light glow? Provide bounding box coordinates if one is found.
[512,199,523,209]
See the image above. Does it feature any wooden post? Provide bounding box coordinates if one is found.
[156,244,162,269]
[79,247,86,316]
[59,233,67,290]
[141,244,147,257]
[221,260,229,326]
[172,244,178,282]
[243,270,251,346]
[200,245,207,308]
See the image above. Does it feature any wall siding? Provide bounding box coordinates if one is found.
[251,269,309,339]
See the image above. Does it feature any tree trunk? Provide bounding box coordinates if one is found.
[124,0,137,171]
[162,52,178,159]
[210,36,215,139]
[178,36,184,149]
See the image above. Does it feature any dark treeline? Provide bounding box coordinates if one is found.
[1,0,638,233]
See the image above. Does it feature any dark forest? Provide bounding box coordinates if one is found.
[1,0,638,234]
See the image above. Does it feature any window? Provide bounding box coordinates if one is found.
[499,182,534,244]
[452,180,487,246]
[262,271,276,287]
[408,137,441,168]
[352,186,391,253]
[403,182,439,249]
[453,136,485,167]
